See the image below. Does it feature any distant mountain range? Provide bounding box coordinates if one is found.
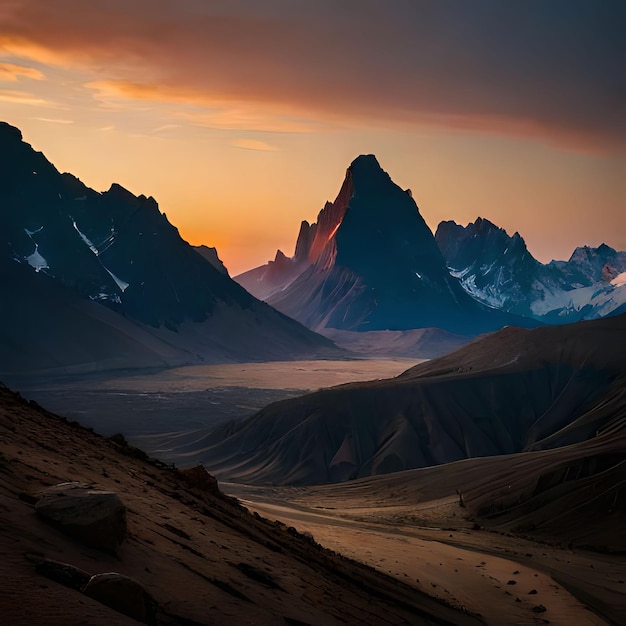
[0,121,338,375]
[237,155,624,336]
[4,121,623,374]
[436,217,626,322]
[237,155,537,336]
[200,313,626,485]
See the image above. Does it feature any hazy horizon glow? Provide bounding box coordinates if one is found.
[1,1,624,275]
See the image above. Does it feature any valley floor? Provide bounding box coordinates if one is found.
[7,357,625,625]
[227,482,626,626]
[8,358,417,464]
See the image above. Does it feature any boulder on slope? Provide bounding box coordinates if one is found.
[35,482,126,555]
[82,572,156,625]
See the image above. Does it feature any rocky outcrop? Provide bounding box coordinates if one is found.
[31,557,92,591]
[194,244,228,275]
[179,464,220,496]
[35,482,126,554]
[83,573,156,625]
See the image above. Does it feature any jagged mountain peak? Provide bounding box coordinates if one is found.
[568,243,617,264]
[350,153,380,167]
[555,242,625,285]
[436,217,531,257]
[105,182,139,200]
[347,153,391,186]
[238,157,534,334]
[436,218,530,273]
[0,120,22,141]
[0,121,340,372]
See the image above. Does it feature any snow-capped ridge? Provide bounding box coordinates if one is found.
[437,219,626,323]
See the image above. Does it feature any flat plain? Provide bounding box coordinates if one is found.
[12,359,418,464]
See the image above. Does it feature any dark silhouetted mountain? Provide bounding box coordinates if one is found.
[237,155,537,335]
[194,244,228,275]
[436,218,626,323]
[0,121,338,374]
[199,314,626,485]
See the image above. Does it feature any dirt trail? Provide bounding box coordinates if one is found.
[234,494,613,626]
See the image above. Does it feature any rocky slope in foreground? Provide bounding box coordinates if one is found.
[0,382,479,626]
[0,121,338,376]
[200,314,626,485]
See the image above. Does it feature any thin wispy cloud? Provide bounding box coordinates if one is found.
[179,109,312,134]
[232,138,278,152]
[32,116,74,124]
[151,124,180,134]
[0,89,47,105]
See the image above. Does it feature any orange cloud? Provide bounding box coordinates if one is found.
[0,89,47,105]
[87,79,313,133]
[0,1,623,152]
[0,61,44,81]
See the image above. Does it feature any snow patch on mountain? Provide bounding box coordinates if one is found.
[70,217,128,292]
[103,267,129,292]
[71,218,99,255]
[612,272,626,288]
[25,245,48,272]
[90,292,122,304]
[23,226,49,272]
[449,267,509,308]
[530,280,626,319]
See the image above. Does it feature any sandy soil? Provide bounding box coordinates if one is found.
[24,358,419,393]
[228,483,624,626]
[0,384,479,626]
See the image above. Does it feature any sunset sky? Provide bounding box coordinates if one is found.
[1,0,624,276]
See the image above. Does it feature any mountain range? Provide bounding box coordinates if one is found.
[237,155,538,336]
[0,122,338,375]
[436,217,626,322]
[3,121,624,374]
